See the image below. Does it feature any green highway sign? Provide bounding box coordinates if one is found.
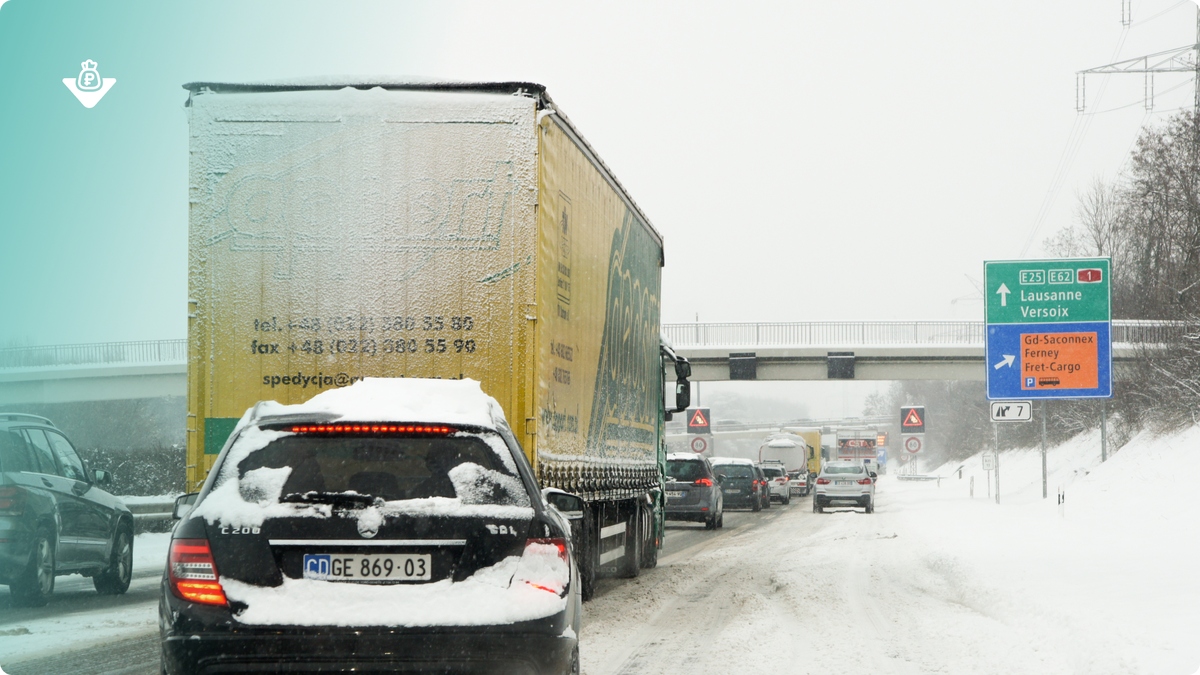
[984,258,1110,324]
[985,258,1112,400]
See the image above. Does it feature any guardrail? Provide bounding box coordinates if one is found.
[0,340,187,369]
[663,320,1185,348]
[122,497,177,522]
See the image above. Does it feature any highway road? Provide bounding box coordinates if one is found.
[1,503,802,675]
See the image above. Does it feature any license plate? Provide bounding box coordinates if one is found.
[303,553,431,582]
[667,490,684,498]
[836,480,853,486]
[723,489,741,494]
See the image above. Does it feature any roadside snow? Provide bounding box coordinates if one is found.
[583,425,1200,675]
[0,532,171,666]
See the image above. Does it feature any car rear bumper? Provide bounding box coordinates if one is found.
[665,504,716,522]
[162,620,576,675]
[814,492,872,505]
[0,526,33,585]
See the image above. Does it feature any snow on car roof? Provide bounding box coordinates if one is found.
[667,452,704,461]
[254,378,505,430]
[708,457,753,465]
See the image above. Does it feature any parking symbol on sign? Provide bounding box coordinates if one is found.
[1025,377,1035,387]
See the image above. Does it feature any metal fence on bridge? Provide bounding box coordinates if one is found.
[0,339,187,369]
[662,320,1183,348]
[0,321,1186,369]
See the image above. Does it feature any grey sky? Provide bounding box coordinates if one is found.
[0,0,1194,416]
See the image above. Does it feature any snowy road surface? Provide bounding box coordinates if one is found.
[3,427,1199,675]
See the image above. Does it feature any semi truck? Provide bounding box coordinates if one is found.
[183,79,691,599]
[783,426,822,477]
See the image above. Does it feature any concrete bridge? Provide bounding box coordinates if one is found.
[0,320,1173,404]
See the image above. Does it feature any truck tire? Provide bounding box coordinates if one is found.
[11,528,55,607]
[579,509,597,602]
[640,505,658,569]
[619,509,642,579]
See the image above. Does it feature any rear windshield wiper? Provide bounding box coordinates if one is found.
[280,491,381,508]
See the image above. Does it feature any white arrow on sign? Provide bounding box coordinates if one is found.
[993,354,1015,370]
[996,283,1011,307]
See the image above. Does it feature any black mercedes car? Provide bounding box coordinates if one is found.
[160,380,582,675]
[0,413,133,606]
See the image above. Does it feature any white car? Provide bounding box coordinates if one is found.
[813,460,876,513]
[757,462,791,505]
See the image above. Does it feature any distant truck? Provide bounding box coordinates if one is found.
[758,435,810,474]
[785,427,823,478]
[183,79,691,599]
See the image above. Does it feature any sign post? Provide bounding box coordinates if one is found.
[986,258,1112,497]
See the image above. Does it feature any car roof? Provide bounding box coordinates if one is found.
[666,452,705,461]
[709,457,753,465]
[0,413,57,428]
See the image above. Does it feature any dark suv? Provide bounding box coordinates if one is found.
[0,413,133,606]
[664,452,724,529]
[160,379,582,675]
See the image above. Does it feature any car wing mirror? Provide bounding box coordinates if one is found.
[870,472,878,479]
[715,474,726,484]
[542,488,584,517]
[173,492,200,520]
[91,469,113,486]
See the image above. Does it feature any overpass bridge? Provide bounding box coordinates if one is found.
[0,320,1173,404]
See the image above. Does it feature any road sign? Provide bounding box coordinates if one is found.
[991,400,1032,422]
[877,448,888,464]
[903,436,922,453]
[985,258,1112,400]
[687,408,711,434]
[899,452,911,462]
[689,435,709,454]
[982,453,995,470]
[900,406,925,433]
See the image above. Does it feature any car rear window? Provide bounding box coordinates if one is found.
[0,430,36,473]
[761,467,784,477]
[666,459,707,481]
[824,465,865,475]
[234,432,530,508]
[713,464,753,478]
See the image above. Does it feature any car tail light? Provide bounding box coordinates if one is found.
[816,478,830,485]
[516,538,569,596]
[169,538,227,605]
[290,424,456,435]
[858,478,873,485]
[0,486,27,516]
[694,477,713,487]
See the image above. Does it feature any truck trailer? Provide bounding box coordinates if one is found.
[184,79,690,599]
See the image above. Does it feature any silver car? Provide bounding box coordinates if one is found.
[813,460,876,513]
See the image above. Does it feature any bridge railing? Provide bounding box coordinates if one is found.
[0,320,1187,369]
[663,320,1185,348]
[0,339,187,369]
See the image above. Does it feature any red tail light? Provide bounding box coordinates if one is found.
[816,478,831,485]
[169,538,227,605]
[290,424,456,435]
[858,478,873,485]
[0,486,27,516]
[518,538,569,595]
[694,478,713,487]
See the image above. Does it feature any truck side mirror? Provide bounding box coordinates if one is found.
[675,380,691,411]
[674,358,692,379]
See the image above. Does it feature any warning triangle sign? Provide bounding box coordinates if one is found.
[903,408,923,427]
[690,409,708,426]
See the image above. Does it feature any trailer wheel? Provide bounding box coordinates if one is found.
[619,507,642,579]
[640,504,658,569]
[579,508,597,601]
